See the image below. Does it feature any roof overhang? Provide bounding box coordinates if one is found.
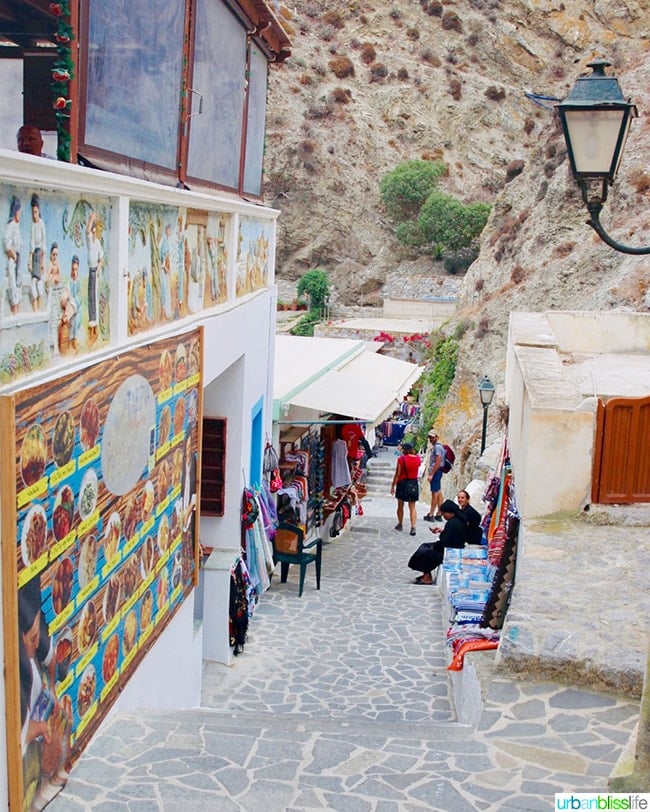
[274,336,424,427]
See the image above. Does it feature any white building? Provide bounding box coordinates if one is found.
[0,2,291,808]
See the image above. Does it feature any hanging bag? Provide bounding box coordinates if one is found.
[263,442,279,474]
[269,468,283,493]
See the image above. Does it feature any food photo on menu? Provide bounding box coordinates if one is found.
[8,332,202,809]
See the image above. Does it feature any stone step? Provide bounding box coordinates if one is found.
[120,706,472,742]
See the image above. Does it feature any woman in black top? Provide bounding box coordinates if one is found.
[407,499,468,584]
[457,489,483,545]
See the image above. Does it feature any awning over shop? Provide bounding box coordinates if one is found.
[286,349,424,426]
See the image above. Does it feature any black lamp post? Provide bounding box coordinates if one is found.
[557,58,650,255]
[478,375,495,455]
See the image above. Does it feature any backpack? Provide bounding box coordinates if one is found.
[442,444,455,473]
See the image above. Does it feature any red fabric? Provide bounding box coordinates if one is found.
[447,639,499,671]
[341,423,364,460]
[397,453,420,481]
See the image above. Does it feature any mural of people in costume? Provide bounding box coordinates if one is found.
[29,194,46,312]
[86,211,104,345]
[3,194,22,316]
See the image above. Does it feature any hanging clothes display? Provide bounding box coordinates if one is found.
[243,487,275,597]
[331,438,351,488]
[229,558,250,656]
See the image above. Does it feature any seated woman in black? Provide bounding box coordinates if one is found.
[407,499,468,584]
[457,489,483,545]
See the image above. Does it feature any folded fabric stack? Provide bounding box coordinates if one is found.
[443,440,520,671]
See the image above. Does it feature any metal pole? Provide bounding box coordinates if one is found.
[480,404,488,455]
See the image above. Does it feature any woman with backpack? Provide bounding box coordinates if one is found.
[390,442,421,536]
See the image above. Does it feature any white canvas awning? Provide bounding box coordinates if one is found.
[286,349,424,426]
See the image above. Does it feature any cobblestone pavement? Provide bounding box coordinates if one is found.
[50,456,641,811]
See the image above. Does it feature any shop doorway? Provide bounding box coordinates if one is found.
[592,395,650,504]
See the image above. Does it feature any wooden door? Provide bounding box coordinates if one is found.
[592,395,650,504]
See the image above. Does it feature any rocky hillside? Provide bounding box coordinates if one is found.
[266,0,649,480]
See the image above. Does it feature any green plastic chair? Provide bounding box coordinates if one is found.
[273,521,322,597]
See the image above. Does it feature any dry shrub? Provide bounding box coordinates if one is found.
[442,11,463,32]
[505,160,525,183]
[369,63,388,82]
[421,48,441,66]
[329,55,355,78]
[535,180,549,203]
[360,43,376,64]
[421,148,444,161]
[485,85,506,102]
[359,14,368,24]
[300,139,316,154]
[448,78,462,100]
[307,99,334,119]
[467,32,479,46]
[322,10,345,28]
[406,27,420,40]
[427,1,443,16]
[319,24,335,41]
[475,317,489,339]
[510,265,526,284]
[330,87,351,104]
[299,73,314,86]
[475,278,485,292]
[523,117,535,135]
[631,169,650,194]
[553,242,575,258]
[397,66,409,80]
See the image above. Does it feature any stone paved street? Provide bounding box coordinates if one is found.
[49,452,642,811]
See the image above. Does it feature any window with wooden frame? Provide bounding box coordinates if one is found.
[76,0,289,195]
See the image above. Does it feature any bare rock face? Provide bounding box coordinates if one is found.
[266,1,648,304]
[267,1,649,483]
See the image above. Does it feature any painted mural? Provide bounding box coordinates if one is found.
[1,329,202,811]
[0,185,111,382]
[128,203,229,335]
[236,217,271,297]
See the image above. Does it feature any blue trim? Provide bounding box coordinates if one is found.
[250,396,264,486]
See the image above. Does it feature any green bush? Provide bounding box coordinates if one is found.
[290,312,320,336]
[418,189,490,255]
[297,268,331,315]
[395,220,427,249]
[412,334,458,448]
[379,159,447,221]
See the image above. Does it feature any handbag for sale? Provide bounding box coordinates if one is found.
[269,468,283,493]
[263,442,279,474]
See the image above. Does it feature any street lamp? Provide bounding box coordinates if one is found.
[557,58,650,255]
[478,375,495,455]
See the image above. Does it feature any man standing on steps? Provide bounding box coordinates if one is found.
[423,431,445,522]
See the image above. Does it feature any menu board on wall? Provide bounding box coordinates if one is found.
[1,328,203,812]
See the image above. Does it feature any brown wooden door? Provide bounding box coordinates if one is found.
[592,395,650,504]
